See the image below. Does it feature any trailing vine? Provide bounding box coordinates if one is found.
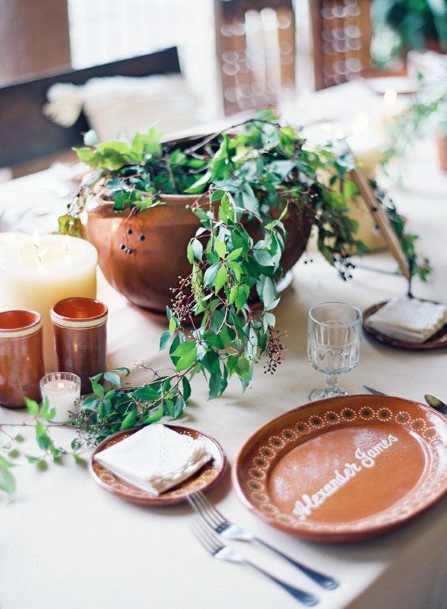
[0,113,431,495]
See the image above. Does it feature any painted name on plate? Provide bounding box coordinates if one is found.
[293,433,398,520]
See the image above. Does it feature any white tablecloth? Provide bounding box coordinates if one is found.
[1,83,447,609]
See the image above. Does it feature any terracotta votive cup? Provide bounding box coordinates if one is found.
[51,297,108,394]
[0,309,45,408]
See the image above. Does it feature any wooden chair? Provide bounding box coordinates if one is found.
[0,46,181,176]
[310,0,375,90]
[214,0,296,115]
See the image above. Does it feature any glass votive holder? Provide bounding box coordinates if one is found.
[39,372,81,423]
[51,297,108,394]
[0,309,44,408]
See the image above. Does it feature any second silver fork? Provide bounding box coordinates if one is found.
[188,491,339,590]
[191,518,319,606]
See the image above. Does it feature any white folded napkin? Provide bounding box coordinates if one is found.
[367,297,447,343]
[94,424,212,495]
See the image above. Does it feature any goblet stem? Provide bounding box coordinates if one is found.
[324,374,339,395]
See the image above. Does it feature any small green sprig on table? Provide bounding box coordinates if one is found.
[0,397,86,497]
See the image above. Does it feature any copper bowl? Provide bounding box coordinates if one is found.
[82,193,313,313]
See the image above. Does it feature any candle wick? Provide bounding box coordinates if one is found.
[33,243,48,270]
[63,236,70,259]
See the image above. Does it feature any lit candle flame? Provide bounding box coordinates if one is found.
[57,382,65,391]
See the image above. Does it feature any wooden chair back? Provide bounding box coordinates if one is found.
[310,0,374,90]
[214,0,295,115]
[0,46,181,173]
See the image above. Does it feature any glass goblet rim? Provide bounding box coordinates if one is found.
[308,301,362,326]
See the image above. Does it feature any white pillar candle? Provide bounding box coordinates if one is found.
[40,372,81,423]
[0,233,97,372]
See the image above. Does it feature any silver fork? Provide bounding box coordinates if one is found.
[188,491,339,590]
[191,518,319,606]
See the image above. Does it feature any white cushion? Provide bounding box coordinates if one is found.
[44,74,200,141]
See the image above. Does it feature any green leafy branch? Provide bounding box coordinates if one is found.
[381,80,447,171]
[71,368,192,445]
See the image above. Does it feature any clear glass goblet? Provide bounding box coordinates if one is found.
[307,302,362,401]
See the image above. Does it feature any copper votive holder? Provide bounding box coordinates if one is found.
[51,297,108,394]
[0,309,44,408]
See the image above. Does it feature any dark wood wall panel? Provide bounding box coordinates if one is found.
[0,0,71,86]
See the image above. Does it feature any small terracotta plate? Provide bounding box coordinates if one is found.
[363,301,447,350]
[90,425,227,505]
[233,395,447,542]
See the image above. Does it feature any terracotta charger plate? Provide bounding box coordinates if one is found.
[363,301,447,350]
[90,425,226,505]
[233,395,447,542]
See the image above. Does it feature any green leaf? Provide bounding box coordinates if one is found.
[36,460,49,471]
[73,454,87,467]
[236,284,250,310]
[91,380,105,399]
[81,395,99,411]
[35,422,52,451]
[228,285,238,306]
[172,341,196,357]
[257,276,279,311]
[253,248,275,267]
[237,355,250,374]
[215,239,227,259]
[186,241,194,264]
[120,409,138,430]
[202,331,224,349]
[226,247,243,261]
[172,341,198,371]
[227,261,242,281]
[192,238,204,261]
[103,371,121,388]
[71,438,83,451]
[133,386,160,402]
[165,399,176,418]
[203,263,220,288]
[343,179,357,199]
[172,396,186,418]
[214,265,228,293]
[24,397,39,416]
[159,330,172,350]
[113,192,130,211]
[184,170,211,194]
[0,466,16,496]
[144,405,164,424]
[182,377,191,402]
[169,315,178,333]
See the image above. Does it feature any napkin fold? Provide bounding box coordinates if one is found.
[367,297,447,343]
[94,424,212,495]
